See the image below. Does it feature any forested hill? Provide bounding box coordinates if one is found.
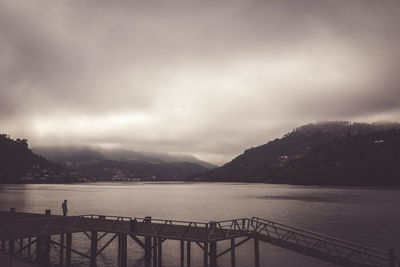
[194,121,400,185]
[0,134,82,183]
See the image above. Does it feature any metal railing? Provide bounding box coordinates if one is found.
[1,213,398,266]
[248,217,393,266]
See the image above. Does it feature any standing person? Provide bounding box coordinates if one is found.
[62,200,68,216]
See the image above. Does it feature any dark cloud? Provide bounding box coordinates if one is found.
[1,0,399,164]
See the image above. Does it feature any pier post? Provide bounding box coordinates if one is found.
[153,238,157,267]
[28,238,31,261]
[210,241,217,267]
[60,234,64,266]
[389,249,395,267]
[90,231,98,267]
[203,242,208,267]
[187,241,191,267]
[118,235,121,266]
[254,238,260,267]
[231,238,236,267]
[36,237,43,265]
[157,238,162,267]
[43,210,51,266]
[44,236,51,266]
[8,207,15,257]
[66,233,72,267]
[145,236,152,267]
[118,234,127,267]
[144,216,152,267]
[180,240,184,267]
[203,223,209,267]
[8,239,14,256]
[209,222,217,267]
[18,239,23,257]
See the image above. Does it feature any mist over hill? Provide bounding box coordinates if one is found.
[32,146,215,181]
[194,121,400,186]
[33,146,216,169]
[4,121,400,185]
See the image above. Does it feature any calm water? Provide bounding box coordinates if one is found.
[1,182,399,266]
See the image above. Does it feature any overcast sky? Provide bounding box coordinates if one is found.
[1,0,399,165]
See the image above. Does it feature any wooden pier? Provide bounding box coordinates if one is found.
[0,208,399,267]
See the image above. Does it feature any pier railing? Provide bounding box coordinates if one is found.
[249,217,391,266]
[1,211,399,267]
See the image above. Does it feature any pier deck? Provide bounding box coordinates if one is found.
[1,209,399,267]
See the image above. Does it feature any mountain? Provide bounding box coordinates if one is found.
[194,121,400,186]
[32,146,214,181]
[0,134,83,183]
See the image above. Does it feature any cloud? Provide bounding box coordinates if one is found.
[1,0,400,164]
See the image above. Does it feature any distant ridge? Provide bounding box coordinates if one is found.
[33,146,216,169]
[193,121,400,186]
[32,146,215,181]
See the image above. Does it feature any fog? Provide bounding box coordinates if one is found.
[1,0,399,164]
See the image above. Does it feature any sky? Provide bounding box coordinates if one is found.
[1,0,400,165]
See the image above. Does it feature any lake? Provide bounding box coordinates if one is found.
[1,182,399,266]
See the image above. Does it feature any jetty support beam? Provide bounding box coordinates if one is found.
[144,216,152,267]
[209,221,217,267]
[60,234,64,266]
[119,234,127,267]
[254,237,260,267]
[210,241,217,267]
[157,238,162,267]
[90,231,98,267]
[66,233,72,267]
[187,241,191,267]
[44,236,51,266]
[36,237,43,265]
[180,240,184,267]
[8,239,14,256]
[231,238,236,267]
[153,238,157,267]
[203,242,208,267]
[145,236,151,267]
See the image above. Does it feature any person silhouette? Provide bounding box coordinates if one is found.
[62,200,68,216]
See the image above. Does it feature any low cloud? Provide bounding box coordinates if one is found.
[1,0,399,165]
